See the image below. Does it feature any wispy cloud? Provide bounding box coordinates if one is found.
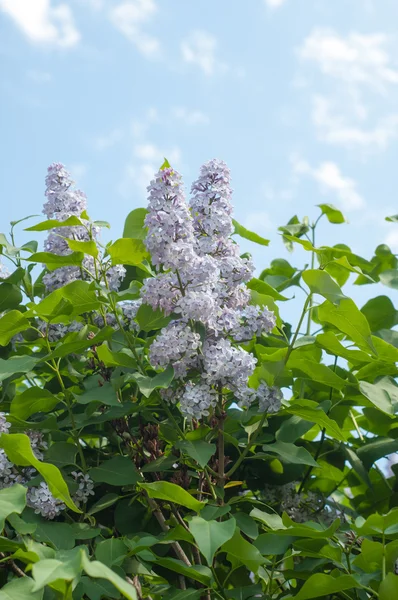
[172,107,209,126]
[292,156,365,211]
[109,0,160,58]
[264,0,287,8]
[121,143,181,198]
[312,95,398,151]
[298,28,398,153]
[0,0,80,47]
[299,28,398,92]
[181,30,226,75]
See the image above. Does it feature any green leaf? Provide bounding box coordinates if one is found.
[359,381,394,415]
[254,533,295,555]
[0,283,22,311]
[246,278,288,301]
[27,251,84,270]
[344,446,372,488]
[132,365,174,398]
[0,484,26,529]
[67,239,99,258]
[380,269,398,289]
[380,573,398,599]
[287,356,347,390]
[95,538,127,567]
[35,280,100,319]
[90,456,140,486]
[139,481,204,512]
[136,303,170,331]
[0,355,38,382]
[177,440,216,468]
[357,437,398,469]
[188,517,236,565]
[81,552,138,600]
[108,238,149,266]
[88,493,121,515]
[45,442,78,468]
[32,550,83,591]
[221,529,264,573]
[10,387,59,420]
[0,310,30,346]
[0,434,80,512]
[361,296,398,332]
[123,208,148,239]
[292,574,360,600]
[47,326,114,360]
[318,298,375,353]
[232,219,270,246]
[250,508,285,530]
[74,381,119,406]
[156,558,212,585]
[302,270,346,304]
[316,331,370,364]
[25,216,83,231]
[77,577,120,600]
[317,203,346,224]
[0,577,43,600]
[260,440,319,467]
[95,343,135,369]
[286,399,347,441]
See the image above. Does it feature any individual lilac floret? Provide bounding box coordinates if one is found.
[145,167,197,270]
[0,413,11,434]
[202,338,257,387]
[232,305,276,341]
[26,431,48,461]
[107,265,127,291]
[72,471,95,507]
[0,261,9,280]
[27,482,66,519]
[179,382,217,419]
[42,163,125,293]
[258,384,283,413]
[190,159,234,241]
[43,163,87,219]
[149,321,201,378]
[39,320,83,343]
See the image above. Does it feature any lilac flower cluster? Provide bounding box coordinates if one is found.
[42,163,125,292]
[142,160,279,419]
[0,413,94,519]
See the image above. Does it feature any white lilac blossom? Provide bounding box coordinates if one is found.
[264,482,323,523]
[0,413,11,434]
[179,382,217,419]
[257,384,283,414]
[143,160,278,419]
[26,431,48,461]
[27,483,66,519]
[0,261,9,280]
[71,471,95,506]
[144,167,197,270]
[202,338,257,388]
[149,321,201,378]
[42,163,125,292]
[39,320,83,343]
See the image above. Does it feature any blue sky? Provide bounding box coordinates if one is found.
[1,0,398,316]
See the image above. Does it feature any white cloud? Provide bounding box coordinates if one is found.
[0,0,80,47]
[385,230,398,252]
[69,163,87,181]
[244,211,273,234]
[181,30,225,76]
[292,156,365,211]
[299,28,398,92]
[172,107,209,126]
[110,0,160,58]
[264,0,286,7]
[120,143,181,198]
[27,70,52,83]
[312,95,398,151]
[94,128,124,151]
